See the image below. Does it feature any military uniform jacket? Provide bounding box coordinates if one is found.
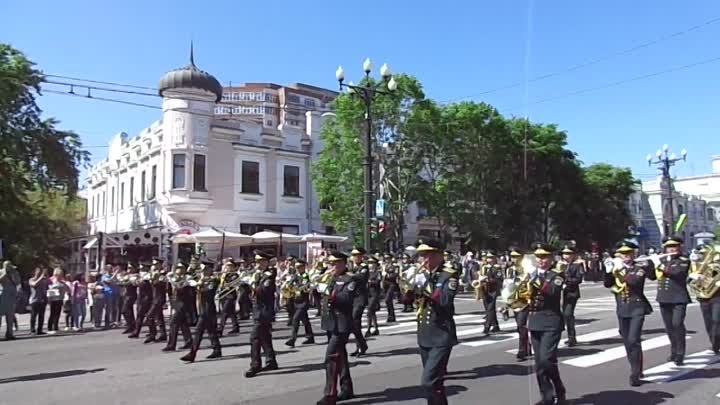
[172,284,195,312]
[138,279,153,304]
[417,263,459,347]
[352,263,370,307]
[252,270,276,323]
[528,269,564,332]
[293,272,311,307]
[368,269,383,299]
[563,262,585,299]
[383,267,399,291]
[482,265,503,295]
[656,256,692,304]
[604,261,655,318]
[198,277,219,316]
[151,279,167,304]
[321,273,357,334]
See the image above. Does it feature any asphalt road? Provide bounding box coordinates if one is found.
[1,282,719,405]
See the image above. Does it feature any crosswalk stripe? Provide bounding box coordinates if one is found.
[642,350,720,383]
[562,335,691,368]
[382,314,481,332]
[506,327,619,354]
[463,332,517,347]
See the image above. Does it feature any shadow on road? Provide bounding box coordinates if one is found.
[571,389,674,405]
[673,367,720,381]
[363,347,419,358]
[0,368,106,384]
[193,349,298,363]
[445,363,534,379]
[261,360,372,375]
[346,384,467,404]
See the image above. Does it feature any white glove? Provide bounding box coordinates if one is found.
[604,258,614,273]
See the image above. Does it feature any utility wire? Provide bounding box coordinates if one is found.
[442,15,720,103]
[43,73,157,91]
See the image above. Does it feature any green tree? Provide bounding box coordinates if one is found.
[312,74,426,247]
[0,43,89,274]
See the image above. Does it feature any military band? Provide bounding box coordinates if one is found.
[80,230,720,405]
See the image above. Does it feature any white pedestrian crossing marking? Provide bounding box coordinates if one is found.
[506,327,619,354]
[642,350,720,383]
[563,335,692,368]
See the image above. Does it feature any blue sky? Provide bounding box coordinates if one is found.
[3,0,720,182]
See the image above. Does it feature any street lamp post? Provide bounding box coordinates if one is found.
[336,59,397,252]
[647,144,687,237]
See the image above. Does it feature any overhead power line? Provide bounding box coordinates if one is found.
[442,15,720,103]
[43,73,157,91]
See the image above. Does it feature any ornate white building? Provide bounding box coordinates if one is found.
[84,52,336,268]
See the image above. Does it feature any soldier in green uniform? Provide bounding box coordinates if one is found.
[692,245,720,354]
[317,252,356,405]
[285,259,315,347]
[656,236,691,365]
[528,243,567,405]
[162,263,193,352]
[365,254,382,337]
[481,251,503,335]
[245,251,279,377]
[560,245,585,347]
[415,239,458,405]
[181,260,222,362]
[349,247,369,357]
[217,258,240,336]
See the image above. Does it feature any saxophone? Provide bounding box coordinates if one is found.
[689,244,720,299]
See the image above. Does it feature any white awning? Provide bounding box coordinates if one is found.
[250,231,303,244]
[301,232,348,243]
[173,229,253,247]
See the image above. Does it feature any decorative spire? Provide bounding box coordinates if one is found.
[189,40,195,67]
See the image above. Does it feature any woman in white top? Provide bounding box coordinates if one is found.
[47,268,70,333]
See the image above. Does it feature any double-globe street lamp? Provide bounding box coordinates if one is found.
[335,58,398,251]
[646,144,687,237]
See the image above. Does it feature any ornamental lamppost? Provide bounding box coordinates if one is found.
[647,144,687,237]
[335,58,397,251]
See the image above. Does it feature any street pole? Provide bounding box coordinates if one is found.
[336,59,398,252]
[363,99,373,252]
[647,145,687,238]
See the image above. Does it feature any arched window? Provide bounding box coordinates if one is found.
[677,204,684,215]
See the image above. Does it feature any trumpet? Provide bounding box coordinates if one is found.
[280,274,299,300]
[689,244,720,299]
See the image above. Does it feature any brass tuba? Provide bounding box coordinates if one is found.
[689,244,720,299]
[504,254,538,311]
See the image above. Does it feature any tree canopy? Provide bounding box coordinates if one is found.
[0,43,89,275]
[313,72,638,251]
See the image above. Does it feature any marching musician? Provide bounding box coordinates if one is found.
[381,256,399,323]
[285,259,315,347]
[603,240,655,387]
[237,259,252,320]
[217,258,240,336]
[128,257,162,341]
[245,251,279,378]
[120,263,139,334]
[528,243,567,405]
[508,247,532,360]
[187,255,201,326]
[414,239,457,405]
[349,247,369,357]
[691,245,720,354]
[144,259,169,344]
[283,256,298,327]
[656,236,691,366]
[561,245,585,347]
[311,260,327,318]
[181,260,222,362]
[317,251,356,405]
[365,254,382,337]
[162,262,193,352]
[481,251,503,335]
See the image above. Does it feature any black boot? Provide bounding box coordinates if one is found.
[371,328,379,336]
[143,336,156,344]
[180,350,196,363]
[264,360,279,371]
[206,348,222,359]
[285,338,295,348]
[161,345,175,352]
[566,337,577,347]
[302,337,315,345]
[244,367,262,378]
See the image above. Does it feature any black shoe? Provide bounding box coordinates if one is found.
[674,357,684,366]
[121,329,133,334]
[36,331,47,336]
[285,339,295,348]
[337,390,355,401]
[302,338,315,345]
[629,375,642,387]
[5,334,16,340]
[566,337,577,347]
[244,367,261,378]
[386,318,395,324]
[157,335,167,342]
[316,397,336,405]
[206,350,222,359]
[263,361,279,371]
[180,352,196,363]
[491,326,501,333]
[371,329,379,336]
[482,329,491,336]
[161,346,175,352]
[516,352,528,361]
[128,333,139,339]
[143,337,156,344]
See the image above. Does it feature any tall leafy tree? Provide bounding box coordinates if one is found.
[0,43,89,274]
[312,74,426,247]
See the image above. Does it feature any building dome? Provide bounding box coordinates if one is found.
[158,44,223,102]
